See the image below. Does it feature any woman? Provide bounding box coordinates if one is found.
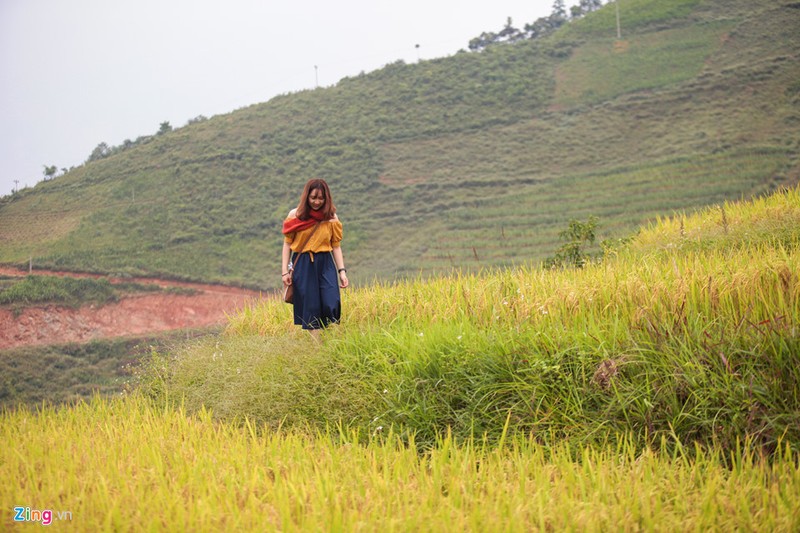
[282,178,349,332]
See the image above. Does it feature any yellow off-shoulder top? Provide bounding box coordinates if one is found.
[284,216,343,253]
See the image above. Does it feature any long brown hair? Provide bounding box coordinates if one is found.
[295,178,336,221]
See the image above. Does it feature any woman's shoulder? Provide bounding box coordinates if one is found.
[286,208,297,219]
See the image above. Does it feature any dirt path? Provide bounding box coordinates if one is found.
[0,267,268,349]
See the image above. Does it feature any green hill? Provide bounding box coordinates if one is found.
[1,0,798,289]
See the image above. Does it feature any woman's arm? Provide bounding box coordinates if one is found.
[332,246,349,288]
[282,242,293,287]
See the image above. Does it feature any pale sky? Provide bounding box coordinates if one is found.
[0,0,574,197]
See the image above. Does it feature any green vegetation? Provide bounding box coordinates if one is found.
[0,275,118,308]
[141,186,800,455]
[2,3,798,527]
[0,331,216,408]
[562,0,703,38]
[0,0,796,289]
[0,275,168,310]
[554,21,734,106]
[545,215,602,267]
[2,187,799,531]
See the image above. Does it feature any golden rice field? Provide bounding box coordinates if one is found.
[2,186,799,531]
[2,395,799,531]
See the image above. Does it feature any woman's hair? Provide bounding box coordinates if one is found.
[296,178,336,220]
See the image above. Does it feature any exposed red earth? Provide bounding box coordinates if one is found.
[0,266,266,349]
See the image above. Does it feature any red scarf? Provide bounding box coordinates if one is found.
[282,208,326,235]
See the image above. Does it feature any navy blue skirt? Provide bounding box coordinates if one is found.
[291,252,341,330]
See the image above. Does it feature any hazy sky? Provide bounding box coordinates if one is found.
[0,0,573,197]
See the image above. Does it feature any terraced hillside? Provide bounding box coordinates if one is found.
[0,0,797,288]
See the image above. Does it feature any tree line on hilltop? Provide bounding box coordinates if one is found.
[469,0,605,51]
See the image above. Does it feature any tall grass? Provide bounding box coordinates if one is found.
[146,186,800,453]
[136,335,379,430]
[1,394,798,531]
[3,188,799,530]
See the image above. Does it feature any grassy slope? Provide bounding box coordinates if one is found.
[0,0,797,289]
[0,330,217,407]
[1,338,150,406]
[148,185,800,453]
[2,187,797,532]
[0,275,170,309]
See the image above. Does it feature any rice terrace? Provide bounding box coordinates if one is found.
[2,0,800,530]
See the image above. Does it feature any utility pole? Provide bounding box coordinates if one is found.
[314,65,319,88]
[13,179,19,193]
[616,0,622,39]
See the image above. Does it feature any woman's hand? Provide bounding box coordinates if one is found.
[282,272,292,287]
[339,271,349,289]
